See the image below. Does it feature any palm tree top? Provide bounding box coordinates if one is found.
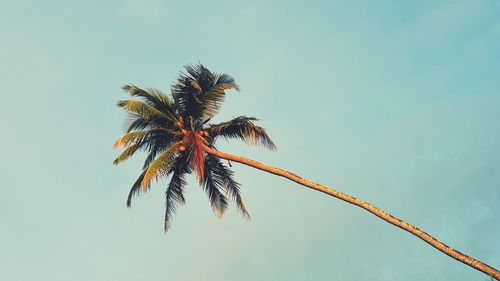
[113,63,275,232]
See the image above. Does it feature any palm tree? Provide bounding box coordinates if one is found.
[113,63,499,279]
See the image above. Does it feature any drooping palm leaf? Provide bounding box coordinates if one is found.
[113,130,151,148]
[142,136,172,170]
[141,142,182,191]
[208,116,276,150]
[200,83,238,119]
[113,143,143,165]
[126,169,147,207]
[207,153,250,218]
[113,129,177,165]
[202,155,229,218]
[123,115,152,133]
[122,85,179,122]
[117,100,176,124]
[199,72,240,119]
[123,85,173,109]
[164,158,190,232]
[113,128,176,149]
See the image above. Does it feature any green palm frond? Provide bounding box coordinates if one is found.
[208,154,250,218]
[200,83,238,119]
[172,64,239,122]
[189,80,202,93]
[114,130,151,148]
[141,142,181,191]
[139,133,177,171]
[113,129,177,165]
[202,155,229,218]
[199,72,239,119]
[184,64,215,93]
[122,85,179,122]
[113,129,176,149]
[171,66,205,121]
[122,85,173,111]
[113,143,143,165]
[142,138,170,170]
[208,116,276,150]
[123,115,152,133]
[117,100,176,124]
[164,159,190,232]
[126,170,147,207]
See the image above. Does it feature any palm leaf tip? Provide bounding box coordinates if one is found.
[113,143,142,165]
[164,162,188,233]
[121,84,148,97]
[126,170,147,207]
[238,201,250,220]
[112,139,121,149]
[215,72,240,92]
[122,84,133,92]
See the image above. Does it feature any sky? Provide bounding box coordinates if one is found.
[0,0,499,280]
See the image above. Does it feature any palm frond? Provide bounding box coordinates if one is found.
[126,170,147,207]
[202,155,229,218]
[113,128,176,149]
[171,65,207,121]
[122,85,174,113]
[198,72,239,119]
[123,115,152,133]
[214,72,239,91]
[142,137,171,170]
[208,116,276,150]
[141,142,181,191]
[171,64,239,121]
[199,83,237,119]
[189,80,202,93]
[114,131,150,148]
[113,143,143,165]
[122,85,179,129]
[113,129,177,165]
[184,64,215,93]
[164,158,190,232]
[208,154,250,218]
[117,100,176,123]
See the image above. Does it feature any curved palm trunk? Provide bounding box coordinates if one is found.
[205,147,500,280]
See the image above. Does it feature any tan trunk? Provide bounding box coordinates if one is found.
[205,147,499,280]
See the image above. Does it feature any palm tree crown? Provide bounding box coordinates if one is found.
[114,64,275,232]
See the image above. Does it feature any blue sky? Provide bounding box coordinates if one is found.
[1,0,499,280]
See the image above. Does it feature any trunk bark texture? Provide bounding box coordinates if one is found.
[205,147,499,280]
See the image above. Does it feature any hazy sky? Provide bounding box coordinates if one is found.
[1,0,499,280]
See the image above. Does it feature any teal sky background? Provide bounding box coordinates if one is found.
[1,0,499,280]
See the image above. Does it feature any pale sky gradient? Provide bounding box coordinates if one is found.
[1,0,499,280]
